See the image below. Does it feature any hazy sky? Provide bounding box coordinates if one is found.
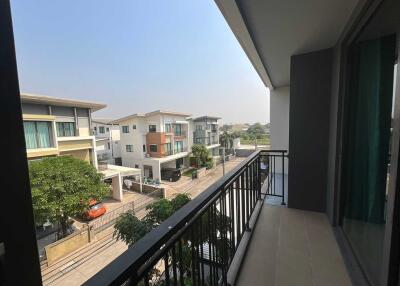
[11,1,270,124]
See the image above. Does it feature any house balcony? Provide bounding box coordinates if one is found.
[84,150,351,286]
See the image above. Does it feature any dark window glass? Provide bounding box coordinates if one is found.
[122,126,129,133]
[150,144,157,152]
[165,123,172,133]
[149,125,156,132]
[56,122,75,137]
[174,124,182,136]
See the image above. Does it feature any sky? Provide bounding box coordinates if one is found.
[10,0,270,124]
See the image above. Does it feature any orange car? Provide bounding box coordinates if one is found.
[84,200,106,220]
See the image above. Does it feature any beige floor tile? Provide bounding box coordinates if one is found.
[236,205,353,286]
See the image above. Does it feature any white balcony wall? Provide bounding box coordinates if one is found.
[270,86,289,174]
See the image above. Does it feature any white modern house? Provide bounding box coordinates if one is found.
[112,110,192,180]
[92,119,122,165]
[190,116,220,157]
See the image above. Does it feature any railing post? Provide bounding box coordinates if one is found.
[281,151,286,206]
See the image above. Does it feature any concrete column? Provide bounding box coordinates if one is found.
[73,107,79,136]
[91,137,98,169]
[270,86,290,174]
[152,161,161,180]
[111,173,123,201]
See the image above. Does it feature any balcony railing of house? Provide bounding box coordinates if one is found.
[85,150,287,286]
[174,146,188,154]
[173,130,187,137]
[260,150,288,205]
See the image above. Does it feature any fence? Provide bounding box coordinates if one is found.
[259,150,288,205]
[85,150,263,286]
[89,201,135,234]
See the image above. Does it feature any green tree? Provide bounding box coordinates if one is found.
[191,144,211,167]
[220,131,233,152]
[247,122,266,137]
[113,212,151,246]
[114,194,191,246]
[29,156,109,238]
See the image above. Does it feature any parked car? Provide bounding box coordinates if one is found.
[84,200,106,220]
[161,168,181,182]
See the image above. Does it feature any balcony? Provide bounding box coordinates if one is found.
[84,150,351,286]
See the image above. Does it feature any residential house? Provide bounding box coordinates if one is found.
[92,119,122,165]
[21,93,105,168]
[112,110,192,180]
[190,116,220,157]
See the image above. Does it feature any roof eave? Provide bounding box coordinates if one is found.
[214,0,274,90]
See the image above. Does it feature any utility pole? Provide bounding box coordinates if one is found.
[222,147,226,176]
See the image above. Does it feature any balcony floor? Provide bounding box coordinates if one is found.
[237,204,352,286]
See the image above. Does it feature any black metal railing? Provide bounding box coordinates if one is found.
[259,150,288,205]
[84,151,263,286]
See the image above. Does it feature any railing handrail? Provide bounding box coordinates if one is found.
[260,149,288,153]
[84,150,261,286]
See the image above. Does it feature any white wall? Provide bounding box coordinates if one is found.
[270,86,290,151]
[270,86,290,174]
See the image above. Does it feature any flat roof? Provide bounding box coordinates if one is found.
[92,118,118,125]
[192,115,221,122]
[21,93,107,112]
[112,110,192,124]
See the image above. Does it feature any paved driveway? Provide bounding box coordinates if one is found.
[161,156,246,199]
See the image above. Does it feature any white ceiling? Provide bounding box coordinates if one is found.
[235,0,359,88]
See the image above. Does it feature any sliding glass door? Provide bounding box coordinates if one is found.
[342,34,397,286]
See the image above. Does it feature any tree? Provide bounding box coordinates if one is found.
[220,132,233,151]
[114,194,191,246]
[191,144,211,168]
[113,193,233,285]
[29,156,109,238]
[247,122,266,137]
[113,212,151,246]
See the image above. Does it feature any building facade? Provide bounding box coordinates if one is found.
[113,110,192,180]
[21,93,106,168]
[92,119,121,165]
[190,116,220,157]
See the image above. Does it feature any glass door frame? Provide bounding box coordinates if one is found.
[335,2,400,284]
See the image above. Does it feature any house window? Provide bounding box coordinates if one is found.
[132,125,136,129]
[107,142,110,150]
[99,126,105,134]
[106,127,109,132]
[196,125,202,131]
[143,144,146,152]
[23,121,54,149]
[174,141,183,153]
[126,145,133,152]
[174,124,182,136]
[149,125,156,132]
[150,144,157,152]
[122,126,129,133]
[56,122,76,137]
[135,164,139,169]
[165,123,172,133]
[165,142,172,155]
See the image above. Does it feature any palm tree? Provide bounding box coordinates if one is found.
[219,132,233,154]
